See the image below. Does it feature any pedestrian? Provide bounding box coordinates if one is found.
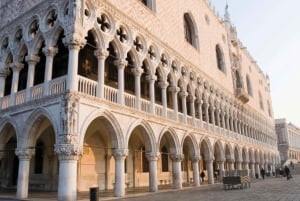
[260,168,265,179]
[284,166,291,180]
[200,171,205,183]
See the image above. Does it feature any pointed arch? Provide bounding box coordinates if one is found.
[215,44,226,73]
[246,74,253,96]
[182,133,199,157]
[183,12,199,50]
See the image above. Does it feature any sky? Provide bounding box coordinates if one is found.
[209,0,300,127]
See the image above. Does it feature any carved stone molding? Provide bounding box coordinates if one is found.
[190,155,200,162]
[146,152,160,161]
[15,148,35,160]
[54,144,82,161]
[170,154,184,162]
[112,148,128,160]
[61,92,79,135]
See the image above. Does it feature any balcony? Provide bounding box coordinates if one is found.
[235,87,249,103]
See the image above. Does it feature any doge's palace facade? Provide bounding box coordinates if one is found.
[0,0,279,200]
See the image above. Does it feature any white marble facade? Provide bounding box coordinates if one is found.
[0,0,280,200]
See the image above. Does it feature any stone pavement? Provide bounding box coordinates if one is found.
[1,170,300,201]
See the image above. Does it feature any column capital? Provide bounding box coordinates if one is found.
[43,46,58,57]
[112,148,128,159]
[114,59,128,69]
[158,81,169,89]
[168,86,180,93]
[94,49,109,60]
[15,148,35,160]
[187,95,195,102]
[0,67,10,77]
[179,91,188,98]
[146,74,157,82]
[54,144,82,161]
[63,33,86,50]
[131,67,144,77]
[25,55,40,65]
[191,155,200,162]
[10,62,24,72]
[170,154,184,162]
[146,152,160,161]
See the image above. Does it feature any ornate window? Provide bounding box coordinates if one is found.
[183,13,199,50]
[216,44,226,73]
[246,75,253,96]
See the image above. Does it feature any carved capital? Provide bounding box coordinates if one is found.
[114,59,127,69]
[168,86,180,93]
[10,62,24,72]
[0,67,10,77]
[43,46,58,57]
[145,74,157,82]
[131,67,144,77]
[191,155,200,162]
[15,148,35,160]
[146,152,160,161]
[112,149,128,160]
[25,55,40,65]
[63,32,86,50]
[179,91,188,98]
[170,154,184,162]
[94,49,109,60]
[158,81,169,89]
[54,144,82,161]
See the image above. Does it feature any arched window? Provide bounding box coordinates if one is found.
[139,0,156,11]
[235,71,242,88]
[216,44,226,73]
[246,75,253,96]
[52,31,68,79]
[183,13,199,50]
[259,91,264,110]
[161,146,169,172]
[34,41,46,85]
[267,100,272,117]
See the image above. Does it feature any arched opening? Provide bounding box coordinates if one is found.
[182,136,196,184]
[140,61,150,100]
[18,50,29,91]
[78,31,98,81]
[127,125,154,188]
[154,68,162,105]
[4,53,13,96]
[105,42,118,88]
[124,52,135,95]
[52,31,68,79]
[34,41,46,86]
[166,74,173,109]
[246,75,252,96]
[183,13,199,49]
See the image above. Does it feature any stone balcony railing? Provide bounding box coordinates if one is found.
[0,75,276,148]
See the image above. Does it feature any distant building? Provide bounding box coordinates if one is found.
[0,0,280,200]
[275,119,300,164]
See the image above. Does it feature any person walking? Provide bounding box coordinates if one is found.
[200,171,205,183]
[260,168,265,179]
[284,166,292,180]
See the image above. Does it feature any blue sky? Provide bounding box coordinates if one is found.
[210,0,300,127]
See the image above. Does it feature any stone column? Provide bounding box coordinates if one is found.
[130,67,143,110]
[228,160,235,171]
[221,111,226,128]
[210,106,215,126]
[10,62,24,105]
[191,156,200,187]
[114,59,127,105]
[244,161,249,176]
[188,95,196,126]
[146,152,159,192]
[236,161,242,171]
[171,154,183,189]
[159,81,168,117]
[15,148,35,199]
[206,159,214,184]
[65,41,84,91]
[226,112,230,130]
[94,49,109,99]
[0,65,9,97]
[113,149,127,197]
[196,99,203,128]
[250,162,256,178]
[215,108,220,127]
[25,55,40,101]
[204,102,209,122]
[169,86,179,120]
[179,91,187,123]
[43,46,58,96]
[146,74,157,114]
[55,144,82,201]
[105,154,112,190]
[218,161,225,181]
